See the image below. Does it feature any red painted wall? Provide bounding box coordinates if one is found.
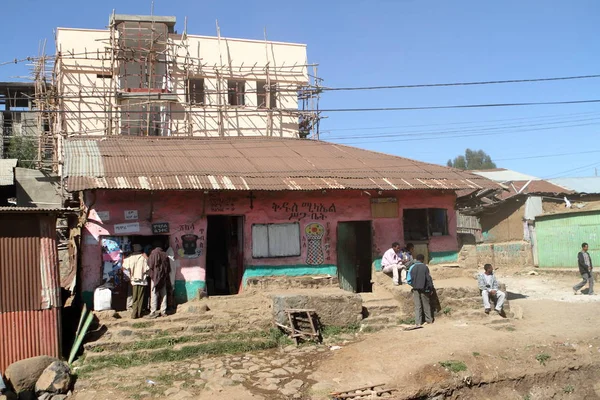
[81,189,457,294]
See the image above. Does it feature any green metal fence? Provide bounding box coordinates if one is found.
[535,210,600,268]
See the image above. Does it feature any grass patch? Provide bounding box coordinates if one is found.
[536,353,551,366]
[472,352,480,357]
[268,327,294,346]
[442,307,452,315]
[398,317,416,325]
[79,339,278,373]
[321,323,360,337]
[439,360,467,373]
[563,385,574,394]
[131,322,151,329]
[505,326,516,332]
[523,395,532,400]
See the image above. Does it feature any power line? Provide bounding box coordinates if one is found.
[326,115,600,141]
[495,149,600,162]
[543,161,600,179]
[321,111,600,133]
[5,99,600,114]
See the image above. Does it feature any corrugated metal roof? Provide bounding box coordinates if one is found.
[548,177,600,194]
[471,168,540,182]
[63,136,500,192]
[497,180,572,200]
[0,159,17,186]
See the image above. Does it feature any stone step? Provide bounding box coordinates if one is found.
[83,336,275,363]
[362,315,398,324]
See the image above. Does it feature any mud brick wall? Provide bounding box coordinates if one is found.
[476,241,534,269]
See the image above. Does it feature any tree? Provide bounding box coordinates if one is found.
[6,135,37,169]
[447,149,496,170]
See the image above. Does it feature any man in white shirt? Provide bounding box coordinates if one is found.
[477,264,506,315]
[381,242,404,286]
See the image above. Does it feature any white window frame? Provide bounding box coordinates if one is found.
[252,222,301,258]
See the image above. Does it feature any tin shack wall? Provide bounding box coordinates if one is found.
[81,189,457,305]
[535,210,600,268]
[0,213,62,371]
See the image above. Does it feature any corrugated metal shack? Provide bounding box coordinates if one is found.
[0,207,65,371]
[535,207,600,268]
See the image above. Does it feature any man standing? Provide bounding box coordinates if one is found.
[147,241,171,318]
[409,254,434,326]
[123,244,148,319]
[381,242,404,286]
[477,264,506,315]
[574,242,594,295]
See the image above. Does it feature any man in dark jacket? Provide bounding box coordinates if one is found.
[409,254,434,326]
[147,241,171,318]
[573,242,594,295]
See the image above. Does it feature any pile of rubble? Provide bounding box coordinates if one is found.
[1,356,72,400]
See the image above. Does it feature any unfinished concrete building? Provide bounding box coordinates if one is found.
[52,14,320,148]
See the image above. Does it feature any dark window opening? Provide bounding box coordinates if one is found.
[186,78,205,105]
[403,208,449,241]
[97,74,113,79]
[256,80,277,109]
[227,80,245,106]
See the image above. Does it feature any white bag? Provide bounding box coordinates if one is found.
[94,287,112,311]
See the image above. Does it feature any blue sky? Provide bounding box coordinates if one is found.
[2,0,599,178]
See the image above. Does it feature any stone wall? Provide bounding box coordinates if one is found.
[476,241,533,269]
[271,292,363,327]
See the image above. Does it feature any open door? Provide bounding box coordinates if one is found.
[337,221,372,293]
[206,215,244,295]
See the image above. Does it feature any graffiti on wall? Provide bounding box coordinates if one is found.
[174,223,205,259]
[272,202,337,221]
[304,223,325,265]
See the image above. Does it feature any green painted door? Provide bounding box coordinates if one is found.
[337,222,357,292]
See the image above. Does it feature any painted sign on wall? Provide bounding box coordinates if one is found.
[124,210,138,220]
[114,222,140,234]
[272,202,338,221]
[152,222,170,234]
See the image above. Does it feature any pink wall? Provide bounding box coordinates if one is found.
[80,189,457,292]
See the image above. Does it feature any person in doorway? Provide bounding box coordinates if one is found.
[477,264,506,315]
[122,244,148,319]
[147,241,171,318]
[409,254,434,326]
[574,242,594,295]
[381,242,404,286]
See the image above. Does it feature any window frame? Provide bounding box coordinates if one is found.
[256,80,277,109]
[227,79,246,106]
[403,207,449,240]
[186,78,206,105]
[251,222,301,258]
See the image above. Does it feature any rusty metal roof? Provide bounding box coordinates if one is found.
[63,136,499,192]
[497,180,573,200]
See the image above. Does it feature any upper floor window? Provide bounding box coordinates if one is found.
[256,81,277,109]
[186,78,205,105]
[228,80,245,106]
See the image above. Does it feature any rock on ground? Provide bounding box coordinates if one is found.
[5,356,58,393]
[35,361,72,394]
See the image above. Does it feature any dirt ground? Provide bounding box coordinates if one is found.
[72,271,600,400]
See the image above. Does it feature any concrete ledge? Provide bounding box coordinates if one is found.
[271,292,363,327]
[246,275,339,291]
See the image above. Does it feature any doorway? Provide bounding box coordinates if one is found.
[336,221,372,293]
[206,216,244,295]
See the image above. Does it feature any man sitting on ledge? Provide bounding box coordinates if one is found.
[381,242,404,286]
[477,263,506,316]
